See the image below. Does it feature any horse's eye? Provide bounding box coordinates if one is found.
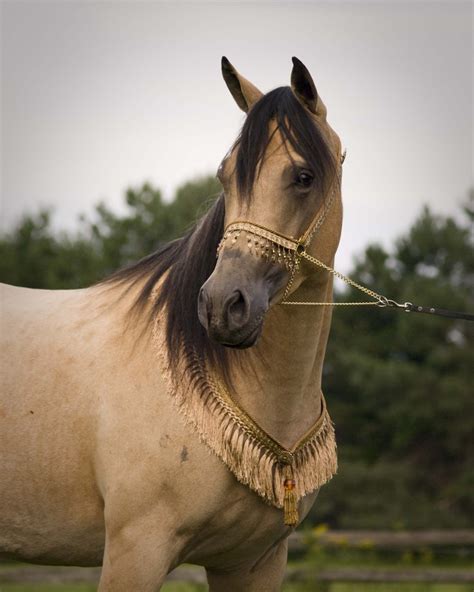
[295,171,314,188]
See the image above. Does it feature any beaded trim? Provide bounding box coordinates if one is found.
[217,222,299,272]
[152,316,338,519]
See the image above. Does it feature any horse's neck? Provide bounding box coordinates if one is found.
[229,273,333,449]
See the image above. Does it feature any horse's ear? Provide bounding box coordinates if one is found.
[221,57,263,113]
[290,57,325,117]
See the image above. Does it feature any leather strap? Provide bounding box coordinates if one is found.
[406,303,474,322]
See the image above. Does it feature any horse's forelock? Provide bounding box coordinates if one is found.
[234,86,337,202]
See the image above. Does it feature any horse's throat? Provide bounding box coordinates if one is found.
[228,281,333,448]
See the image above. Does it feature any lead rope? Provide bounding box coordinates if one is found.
[219,198,474,316]
[281,246,474,321]
[282,249,390,308]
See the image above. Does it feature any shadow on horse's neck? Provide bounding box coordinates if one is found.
[228,272,333,450]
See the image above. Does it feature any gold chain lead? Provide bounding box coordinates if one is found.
[281,250,384,307]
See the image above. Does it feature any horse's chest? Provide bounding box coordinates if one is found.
[104,395,319,569]
[173,454,317,569]
[180,488,288,568]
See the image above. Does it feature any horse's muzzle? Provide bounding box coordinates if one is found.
[197,252,287,348]
[198,282,266,348]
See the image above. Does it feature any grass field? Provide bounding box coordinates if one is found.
[1,538,473,592]
[0,583,472,592]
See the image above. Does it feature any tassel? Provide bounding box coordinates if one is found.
[283,465,299,526]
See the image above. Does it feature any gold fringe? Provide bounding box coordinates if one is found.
[152,313,338,514]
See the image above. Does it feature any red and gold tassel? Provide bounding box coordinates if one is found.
[283,465,298,526]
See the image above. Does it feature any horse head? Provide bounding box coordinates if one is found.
[198,57,344,348]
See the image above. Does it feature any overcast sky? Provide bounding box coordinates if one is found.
[1,1,472,272]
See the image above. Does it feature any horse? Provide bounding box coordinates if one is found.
[0,57,345,591]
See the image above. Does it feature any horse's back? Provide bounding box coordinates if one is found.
[0,283,98,416]
[0,283,106,564]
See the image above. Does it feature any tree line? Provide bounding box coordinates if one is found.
[1,177,472,530]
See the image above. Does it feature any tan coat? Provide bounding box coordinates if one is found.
[0,58,344,591]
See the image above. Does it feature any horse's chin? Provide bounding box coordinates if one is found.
[209,319,263,350]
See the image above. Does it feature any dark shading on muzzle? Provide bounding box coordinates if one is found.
[198,251,288,349]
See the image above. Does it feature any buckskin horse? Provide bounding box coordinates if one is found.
[1,57,345,591]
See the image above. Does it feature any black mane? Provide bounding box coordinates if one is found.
[105,87,336,378]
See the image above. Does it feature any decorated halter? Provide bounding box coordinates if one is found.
[217,147,474,314]
[216,148,412,312]
[216,148,422,310]
[217,150,348,305]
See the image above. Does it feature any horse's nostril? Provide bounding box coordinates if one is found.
[198,286,211,330]
[229,291,245,318]
[226,289,249,330]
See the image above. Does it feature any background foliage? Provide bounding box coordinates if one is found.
[1,179,472,530]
